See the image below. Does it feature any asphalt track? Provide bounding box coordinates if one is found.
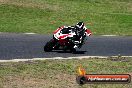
[0,33,132,60]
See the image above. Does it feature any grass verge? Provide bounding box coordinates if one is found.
[0,57,132,88]
[0,0,132,35]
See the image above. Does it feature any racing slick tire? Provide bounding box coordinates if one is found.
[44,39,55,52]
[70,48,76,54]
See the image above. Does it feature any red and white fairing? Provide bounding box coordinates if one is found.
[53,26,75,40]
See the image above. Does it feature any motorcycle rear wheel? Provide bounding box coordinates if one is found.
[70,48,76,54]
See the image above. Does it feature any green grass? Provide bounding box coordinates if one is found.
[0,57,132,88]
[0,0,132,35]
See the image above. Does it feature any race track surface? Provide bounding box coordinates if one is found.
[0,33,132,60]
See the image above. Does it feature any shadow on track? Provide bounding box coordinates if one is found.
[52,50,87,54]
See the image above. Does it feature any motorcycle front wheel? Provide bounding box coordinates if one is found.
[44,39,55,52]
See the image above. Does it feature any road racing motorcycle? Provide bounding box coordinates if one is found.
[44,26,91,53]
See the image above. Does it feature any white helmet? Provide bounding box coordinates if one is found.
[75,21,85,32]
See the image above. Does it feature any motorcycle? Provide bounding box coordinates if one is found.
[44,27,91,53]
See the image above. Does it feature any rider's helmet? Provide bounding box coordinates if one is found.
[75,21,85,32]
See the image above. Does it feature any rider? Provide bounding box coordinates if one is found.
[74,21,91,41]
